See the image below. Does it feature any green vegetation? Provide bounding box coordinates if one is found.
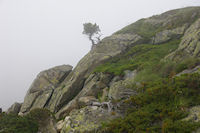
[94,30,200,133]
[101,73,200,133]
[95,39,180,76]
[27,108,52,128]
[0,108,52,133]
[134,57,200,83]
[0,113,38,133]
[175,58,200,73]
[94,38,200,83]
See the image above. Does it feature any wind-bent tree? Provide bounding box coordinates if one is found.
[82,23,102,45]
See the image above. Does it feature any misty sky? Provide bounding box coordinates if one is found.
[0,0,199,110]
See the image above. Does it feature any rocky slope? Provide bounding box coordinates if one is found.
[4,6,200,133]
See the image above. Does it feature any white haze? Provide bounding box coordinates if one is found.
[0,0,199,110]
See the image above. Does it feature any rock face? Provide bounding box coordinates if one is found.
[55,70,137,119]
[151,24,188,44]
[166,18,200,60]
[55,72,113,119]
[108,70,137,101]
[20,65,72,113]
[7,102,22,114]
[46,33,142,113]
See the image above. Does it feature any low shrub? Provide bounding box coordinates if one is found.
[0,108,53,133]
[101,73,200,133]
[27,108,52,127]
[0,113,38,133]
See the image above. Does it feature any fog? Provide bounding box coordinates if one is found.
[0,0,199,110]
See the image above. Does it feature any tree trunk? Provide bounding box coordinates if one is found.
[89,36,95,45]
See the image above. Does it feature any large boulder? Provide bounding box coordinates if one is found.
[46,33,142,113]
[20,65,72,113]
[7,102,22,114]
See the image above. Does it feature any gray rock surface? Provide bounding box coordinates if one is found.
[109,70,137,100]
[183,106,200,122]
[144,7,200,27]
[56,120,65,133]
[55,72,113,119]
[20,65,72,113]
[7,102,22,114]
[152,25,188,44]
[61,106,120,133]
[46,33,142,113]
[166,18,200,60]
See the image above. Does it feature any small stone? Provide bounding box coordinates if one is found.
[92,102,101,106]
[65,116,70,121]
[91,106,98,110]
[56,120,64,132]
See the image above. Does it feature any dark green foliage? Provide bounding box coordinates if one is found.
[83,22,101,45]
[83,23,100,37]
[101,73,200,133]
[27,108,52,127]
[94,39,180,77]
[135,57,200,83]
[0,113,38,133]
[175,58,200,73]
[0,108,53,133]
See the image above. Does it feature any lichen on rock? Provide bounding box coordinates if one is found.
[61,106,120,133]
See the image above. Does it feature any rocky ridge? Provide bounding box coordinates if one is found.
[7,6,200,133]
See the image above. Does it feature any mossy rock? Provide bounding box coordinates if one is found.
[61,106,119,133]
